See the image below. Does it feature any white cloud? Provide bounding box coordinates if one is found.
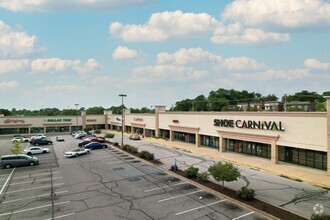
[112,46,137,60]
[73,59,103,76]
[41,84,85,92]
[211,27,290,44]
[0,81,18,88]
[222,57,267,71]
[0,20,40,58]
[31,58,79,73]
[233,69,309,81]
[157,48,222,65]
[0,0,151,12]
[222,0,330,30]
[132,64,208,83]
[0,59,30,74]
[109,10,220,41]
[31,58,102,76]
[304,58,330,70]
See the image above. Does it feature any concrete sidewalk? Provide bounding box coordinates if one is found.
[103,130,330,188]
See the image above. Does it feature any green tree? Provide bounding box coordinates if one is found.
[263,94,278,102]
[315,102,326,112]
[208,162,241,190]
[86,106,105,115]
[11,142,23,154]
[0,108,12,116]
[193,95,208,111]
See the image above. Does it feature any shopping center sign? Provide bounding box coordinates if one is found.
[214,119,284,131]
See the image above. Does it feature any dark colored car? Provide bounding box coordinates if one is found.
[31,137,53,146]
[84,142,107,150]
[0,154,39,169]
[90,138,106,143]
[78,140,91,147]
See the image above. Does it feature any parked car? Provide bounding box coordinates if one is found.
[90,138,106,143]
[64,148,90,158]
[78,140,91,147]
[23,147,50,155]
[11,136,30,143]
[129,134,141,140]
[75,132,87,139]
[30,134,46,141]
[0,154,39,169]
[31,137,53,146]
[84,142,107,150]
[56,136,65,142]
[13,134,25,138]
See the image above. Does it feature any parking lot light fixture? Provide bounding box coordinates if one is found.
[119,94,127,147]
[75,104,79,131]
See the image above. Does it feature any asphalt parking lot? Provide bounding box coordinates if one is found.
[0,135,268,220]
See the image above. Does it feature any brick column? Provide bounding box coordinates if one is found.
[325,96,330,175]
[271,140,278,164]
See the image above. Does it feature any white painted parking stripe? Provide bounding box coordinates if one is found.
[232,211,254,220]
[44,213,75,220]
[158,190,204,202]
[0,168,15,196]
[8,177,63,186]
[0,171,61,181]
[3,190,68,204]
[6,183,64,194]
[144,182,187,192]
[175,199,226,216]
[0,201,70,217]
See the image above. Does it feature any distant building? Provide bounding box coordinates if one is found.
[264,102,282,111]
[285,101,314,112]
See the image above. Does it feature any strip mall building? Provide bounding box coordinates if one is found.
[1,97,330,175]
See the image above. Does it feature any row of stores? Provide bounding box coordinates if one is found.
[1,101,330,174]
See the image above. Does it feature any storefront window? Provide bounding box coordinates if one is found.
[0,127,29,135]
[174,131,195,144]
[278,146,327,171]
[72,126,82,131]
[31,127,44,134]
[159,129,170,139]
[46,126,69,133]
[125,126,132,133]
[225,138,271,159]
[200,135,219,149]
[145,129,155,138]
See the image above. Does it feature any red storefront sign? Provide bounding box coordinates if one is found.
[4,119,25,124]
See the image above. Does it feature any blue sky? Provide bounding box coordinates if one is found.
[0,0,329,110]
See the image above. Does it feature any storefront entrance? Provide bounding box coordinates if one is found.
[225,138,271,159]
[174,131,196,144]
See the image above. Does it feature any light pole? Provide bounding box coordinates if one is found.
[75,103,79,131]
[119,94,127,147]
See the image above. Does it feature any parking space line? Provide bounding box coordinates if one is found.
[158,190,204,202]
[6,183,64,194]
[0,201,70,217]
[3,190,68,204]
[0,168,15,196]
[175,199,226,216]
[144,182,187,192]
[44,213,75,220]
[232,211,254,220]
[8,177,63,186]
[0,171,61,181]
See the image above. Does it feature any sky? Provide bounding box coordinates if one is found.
[0,0,329,111]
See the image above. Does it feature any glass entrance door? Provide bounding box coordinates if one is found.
[285,148,292,162]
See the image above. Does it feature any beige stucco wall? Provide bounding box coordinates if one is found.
[107,114,122,124]
[158,112,327,152]
[124,114,156,129]
[85,115,106,125]
[0,116,78,127]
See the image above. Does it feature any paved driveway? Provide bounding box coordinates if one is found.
[0,135,267,219]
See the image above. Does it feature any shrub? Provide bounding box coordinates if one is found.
[105,133,115,139]
[114,142,119,147]
[311,214,330,220]
[84,126,93,132]
[94,129,101,134]
[236,187,255,201]
[185,166,199,178]
[128,146,138,154]
[197,172,209,182]
[122,144,130,151]
[139,150,154,160]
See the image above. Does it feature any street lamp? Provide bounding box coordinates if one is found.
[119,94,127,147]
[75,103,79,131]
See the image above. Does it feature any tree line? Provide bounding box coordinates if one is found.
[1,89,329,116]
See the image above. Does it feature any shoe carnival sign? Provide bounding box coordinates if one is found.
[214,119,284,131]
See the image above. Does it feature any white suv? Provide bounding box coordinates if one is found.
[12,136,30,143]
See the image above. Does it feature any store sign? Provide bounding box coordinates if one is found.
[86,119,97,122]
[133,117,143,122]
[214,119,284,131]
[116,117,121,122]
[4,119,25,123]
[172,120,179,123]
[44,118,72,122]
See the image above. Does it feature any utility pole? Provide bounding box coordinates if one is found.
[75,103,79,131]
[119,94,127,147]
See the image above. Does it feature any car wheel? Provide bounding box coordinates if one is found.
[43,150,47,153]
[4,164,11,169]
[27,152,32,155]
[29,161,35,166]
[87,151,90,154]
[75,154,78,157]
[25,140,29,142]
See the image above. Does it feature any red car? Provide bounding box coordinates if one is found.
[90,138,106,143]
